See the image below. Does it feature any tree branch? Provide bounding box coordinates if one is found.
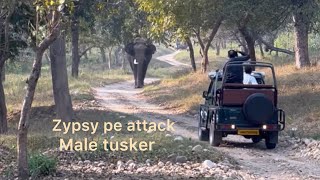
[79,46,95,58]
[204,17,223,52]
[256,36,294,55]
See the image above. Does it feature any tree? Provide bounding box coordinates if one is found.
[71,1,80,77]
[50,24,74,122]
[0,0,29,134]
[71,0,96,77]
[0,1,13,134]
[17,0,72,177]
[291,0,315,68]
[223,0,292,61]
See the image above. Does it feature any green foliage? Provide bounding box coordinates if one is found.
[274,31,294,50]
[28,153,57,177]
[136,0,227,44]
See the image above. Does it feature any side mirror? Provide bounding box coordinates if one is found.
[202,91,208,98]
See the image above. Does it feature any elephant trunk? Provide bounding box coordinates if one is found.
[135,57,145,88]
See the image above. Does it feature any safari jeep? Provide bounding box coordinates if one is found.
[198,61,285,149]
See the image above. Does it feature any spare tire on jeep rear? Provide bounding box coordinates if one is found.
[243,93,274,124]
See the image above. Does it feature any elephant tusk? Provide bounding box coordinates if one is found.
[134,59,139,65]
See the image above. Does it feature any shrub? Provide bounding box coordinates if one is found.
[28,153,57,177]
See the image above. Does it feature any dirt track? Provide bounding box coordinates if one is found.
[94,51,320,180]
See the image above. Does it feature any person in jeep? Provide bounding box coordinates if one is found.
[243,66,258,85]
[224,50,250,83]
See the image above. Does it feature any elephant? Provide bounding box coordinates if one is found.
[125,37,156,88]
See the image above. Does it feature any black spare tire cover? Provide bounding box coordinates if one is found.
[243,93,275,124]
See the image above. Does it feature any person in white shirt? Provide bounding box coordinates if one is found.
[243,66,258,85]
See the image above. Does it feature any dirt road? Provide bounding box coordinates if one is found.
[94,51,320,180]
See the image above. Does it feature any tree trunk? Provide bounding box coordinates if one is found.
[239,27,256,61]
[100,47,107,63]
[114,46,122,66]
[185,37,196,72]
[1,64,5,81]
[17,49,45,179]
[107,47,113,69]
[71,13,80,78]
[0,60,7,134]
[258,41,264,58]
[215,41,220,56]
[17,10,60,179]
[222,40,227,49]
[50,29,73,122]
[121,49,126,70]
[293,10,310,68]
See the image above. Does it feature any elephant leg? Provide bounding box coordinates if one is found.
[136,63,144,88]
[127,56,138,88]
[142,57,152,86]
[133,64,139,88]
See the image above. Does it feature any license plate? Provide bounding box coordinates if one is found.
[238,130,260,135]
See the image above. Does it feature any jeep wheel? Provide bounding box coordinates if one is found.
[252,137,262,143]
[265,132,278,149]
[198,125,209,141]
[209,122,222,146]
[265,141,276,149]
[198,109,209,141]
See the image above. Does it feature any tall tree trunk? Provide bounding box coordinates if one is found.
[185,37,196,72]
[222,40,227,49]
[71,13,80,78]
[107,47,113,69]
[121,49,126,70]
[1,64,5,81]
[50,29,73,122]
[0,0,15,134]
[293,10,310,68]
[215,41,220,56]
[100,47,107,63]
[17,10,60,177]
[114,46,121,66]
[0,60,7,134]
[18,50,44,179]
[258,41,264,58]
[239,27,256,61]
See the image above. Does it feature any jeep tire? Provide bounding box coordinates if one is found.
[265,132,278,149]
[209,122,222,146]
[198,124,209,141]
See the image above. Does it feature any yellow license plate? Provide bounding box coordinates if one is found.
[238,130,260,135]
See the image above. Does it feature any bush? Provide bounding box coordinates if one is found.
[28,153,57,177]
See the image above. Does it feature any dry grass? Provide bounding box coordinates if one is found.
[144,51,320,139]
[144,72,209,115]
[3,68,130,112]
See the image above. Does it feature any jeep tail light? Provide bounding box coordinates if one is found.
[262,124,278,130]
[220,124,236,130]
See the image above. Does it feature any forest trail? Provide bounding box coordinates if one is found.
[94,51,320,180]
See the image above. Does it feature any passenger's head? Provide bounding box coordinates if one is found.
[245,66,253,74]
[228,50,238,58]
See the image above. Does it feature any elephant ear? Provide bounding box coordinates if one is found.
[125,43,135,56]
[146,44,156,55]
